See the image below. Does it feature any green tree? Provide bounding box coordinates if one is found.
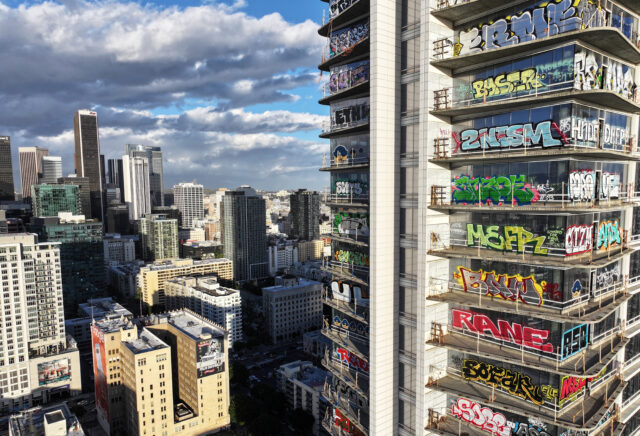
[229,394,253,425]
[230,362,250,386]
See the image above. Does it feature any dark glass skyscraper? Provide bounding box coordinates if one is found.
[289,189,320,241]
[221,186,268,281]
[0,136,15,201]
[73,110,103,219]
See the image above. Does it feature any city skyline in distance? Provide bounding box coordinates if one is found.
[0,0,328,191]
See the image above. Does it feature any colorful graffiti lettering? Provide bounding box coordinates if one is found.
[541,385,558,401]
[333,408,366,436]
[452,309,554,352]
[568,169,595,202]
[332,378,368,408]
[560,324,589,360]
[452,175,539,206]
[450,397,511,436]
[597,220,621,250]
[462,359,545,405]
[333,315,369,337]
[335,249,369,266]
[559,366,607,407]
[329,20,368,58]
[547,229,563,246]
[454,0,603,57]
[331,100,370,128]
[328,61,369,95]
[457,121,564,152]
[335,348,369,374]
[600,172,620,199]
[454,266,544,306]
[333,212,369,237]
[574,47,636,99]
[565,224,593,256]
[330,281,370,307]
[542,282,562,302]
[466,224,547,255]
[329,0,355,18]
[596,263,621,289]
[471,68,544,99]
[334,180,367,196]
[514,423,552,436]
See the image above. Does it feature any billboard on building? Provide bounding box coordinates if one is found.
[196,337,225,378]
[91,325,109,428]
[37,358,70,386]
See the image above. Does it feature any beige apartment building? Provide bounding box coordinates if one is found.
[138,258,233,309]
[92,310,230,436]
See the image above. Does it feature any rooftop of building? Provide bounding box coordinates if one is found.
[123,328,168,354]
[141,257,232,272]
[78,298,132,320]
[278,360,326,388]
[167,276,239,297]
[104,233,138,241]
[146,309,227,341]
[263,276,322,294]
[181,240,221,248]
[8,403,85,436]
[94,316,135,334]
[108,261,143,274]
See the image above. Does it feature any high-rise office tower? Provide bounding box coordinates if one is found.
[139,213,179,261]
[107,158,124,198]
[73,110,103,219]
[40,156,63,184]
[32,213,105,315]
[58,176,91,218]
[173,182,204,229]
[31,184,81,217]
[0,136,15,201]
[122,154,151,220]
[126,144,164,207]
[18,146,48,201]
[0,233,81,412]
[221,186,268,281]
[290,189,320,240]
[320,1,640,435]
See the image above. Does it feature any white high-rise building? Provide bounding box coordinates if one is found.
[0,233,81,412]
[165,276,242,347]
[122,154,151,220]
[18,146,48,201]
[40,156,62,184]
[173,182,204,229]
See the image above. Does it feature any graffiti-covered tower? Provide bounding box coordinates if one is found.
[423,1,640,436]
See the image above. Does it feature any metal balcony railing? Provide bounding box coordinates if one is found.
[321,153,369,170]
[431,133,640,160]
[433,79,640,112]
[429,181,634,209]
[322,118,369,135]
[426,274,631,313]
[324,193,369,206]
[323,289,369,323]
[432,8,638,60]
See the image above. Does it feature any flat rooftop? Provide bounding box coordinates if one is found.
[94,316,135,334]
[149,310,226,341]
[8,403,85,436]
[142,257,232,272]
[167,276,239,297]
[79,298,132,319]
[263,277,322,294]
[123,328,168,354]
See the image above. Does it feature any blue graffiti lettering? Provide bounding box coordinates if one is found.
[459,121,564,152]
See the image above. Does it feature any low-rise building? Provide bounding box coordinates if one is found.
[276,361,326,435]
[8,402,85,436]
[178,227,205,243]
[138,258,233,309]
[268,243,298,275]
[165,276,242,347]
[296,239,324,262]
[103,233,136,265]
[262,276,322,344]
[106,261,143,298]
[92,310,231,436]
[180,240,222,260]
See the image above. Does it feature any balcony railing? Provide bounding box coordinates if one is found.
[426,274,631,314]
[430,182,633,210]
[324,193,369,206]
[432,8,639,61]
[322,118,369,135]
[321,153,369,170]
[431,321,623,376]
[431,133,640,160]
[322,384,369,434]
[432,79,640,112]
[323,289,369,323]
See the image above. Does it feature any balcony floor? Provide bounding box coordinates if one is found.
[429,201,632,215]
[428,373,624,431]
[430,331,625,378]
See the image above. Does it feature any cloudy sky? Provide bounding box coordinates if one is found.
[1,0,328,191]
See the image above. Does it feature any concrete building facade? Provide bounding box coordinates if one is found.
[290,189,321,241]
[139,214,179,262]
[173,182,204,229]
[122,154,151,221]
[73,110,103,220]
[40,157,62,185]
[18,147,48,202]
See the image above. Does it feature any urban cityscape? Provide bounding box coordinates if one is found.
[0,0,639,436]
